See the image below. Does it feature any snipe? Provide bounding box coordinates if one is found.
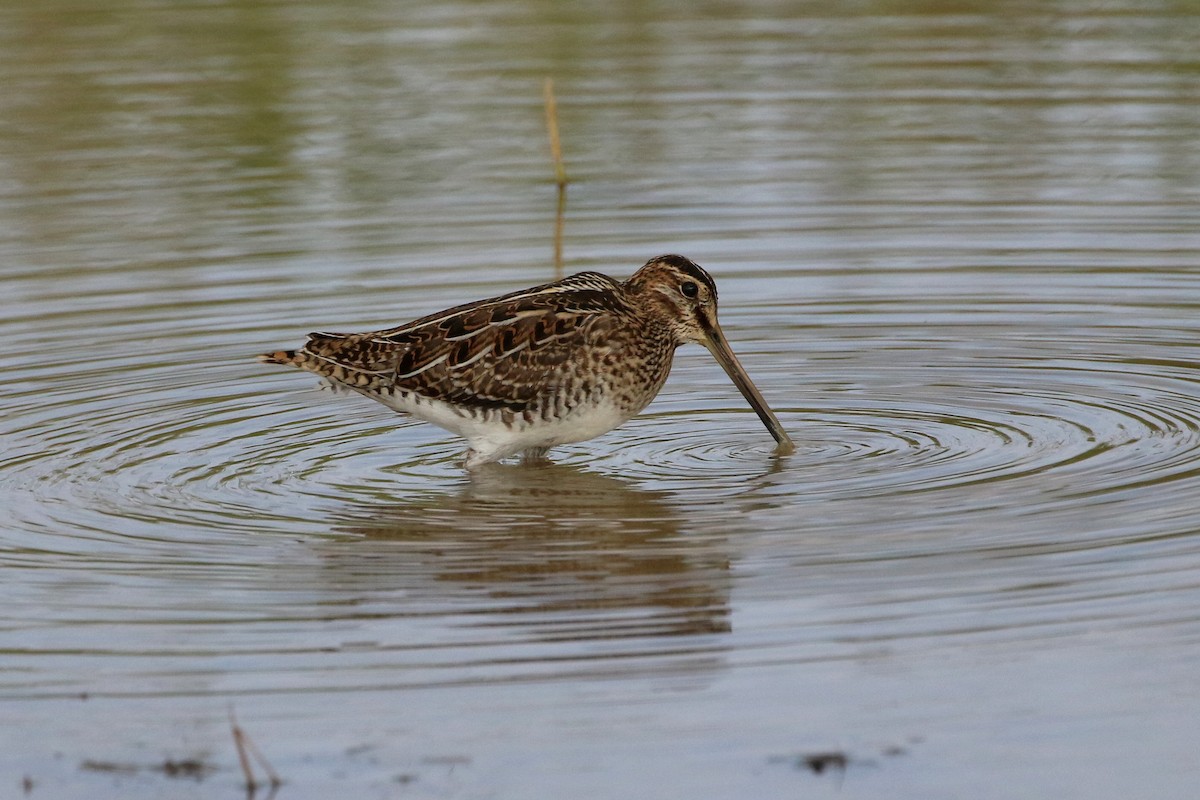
[259,254,794,468]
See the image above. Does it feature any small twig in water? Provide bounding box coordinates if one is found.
[229,706,283,794]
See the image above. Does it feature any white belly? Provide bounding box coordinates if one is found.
[371,386,636,465]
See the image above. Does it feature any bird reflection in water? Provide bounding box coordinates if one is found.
[321,463,732,641]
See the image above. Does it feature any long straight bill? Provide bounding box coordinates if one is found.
[699,315,795,455]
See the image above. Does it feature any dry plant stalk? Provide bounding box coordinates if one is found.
[543,77,568,188]
[543,78,568,275]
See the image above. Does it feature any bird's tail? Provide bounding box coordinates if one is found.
[257,349,302,366]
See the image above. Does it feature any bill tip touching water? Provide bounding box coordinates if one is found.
[259,254,794,468]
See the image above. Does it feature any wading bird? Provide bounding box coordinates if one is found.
[259,254,793,468]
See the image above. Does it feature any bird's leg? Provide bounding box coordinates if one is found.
[520,447,552,465]
[463,448,489,470]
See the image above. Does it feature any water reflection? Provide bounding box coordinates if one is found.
[323,463,732,640]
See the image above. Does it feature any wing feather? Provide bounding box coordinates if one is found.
[294,272,630,410]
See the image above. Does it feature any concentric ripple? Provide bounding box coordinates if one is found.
[590,341,1200,526]
[6,270,1200,706]
[5,275,1200,560]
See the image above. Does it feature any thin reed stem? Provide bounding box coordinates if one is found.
[543,78,568,276]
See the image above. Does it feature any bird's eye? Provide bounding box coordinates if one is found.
[680,281,699,298]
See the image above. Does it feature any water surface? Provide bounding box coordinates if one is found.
[2,1,1200,798]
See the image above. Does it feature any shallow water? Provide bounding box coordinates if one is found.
[3,1,1200,797]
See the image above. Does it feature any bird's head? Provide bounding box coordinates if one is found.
[625,254,794,454]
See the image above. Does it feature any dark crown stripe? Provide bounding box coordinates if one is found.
[651,254,717,296]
